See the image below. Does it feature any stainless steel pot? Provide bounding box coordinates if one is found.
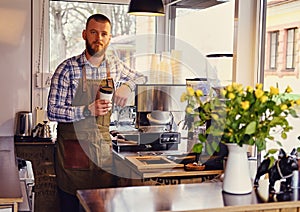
[15,111,33,137]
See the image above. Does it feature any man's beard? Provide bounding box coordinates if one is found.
[86,40,107,58]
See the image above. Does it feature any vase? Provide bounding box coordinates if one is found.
[222,143,252,194]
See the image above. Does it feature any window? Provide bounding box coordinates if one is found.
[49,1,156,74]
[172,1,235,86]
[286,28,296,70]
[263,0,300,152]
[269,31,278,70]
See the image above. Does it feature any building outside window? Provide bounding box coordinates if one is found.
[286,27,296,70]
[264,0,300,81]
[269,31,278,70]
[264,0,300,153]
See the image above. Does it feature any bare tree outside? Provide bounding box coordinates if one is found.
[49,1,136,72]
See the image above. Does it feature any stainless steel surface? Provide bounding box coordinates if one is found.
[136,84,186,112]
[15,111,33,137]
[18,160,35,212]
[33,121,52,139]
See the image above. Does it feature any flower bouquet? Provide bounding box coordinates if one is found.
[181,83,300,155]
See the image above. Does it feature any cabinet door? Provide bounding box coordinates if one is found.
[15,143,59,212]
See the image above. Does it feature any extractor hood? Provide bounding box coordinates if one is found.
[165,0,228,9]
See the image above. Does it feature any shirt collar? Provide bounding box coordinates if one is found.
[78,50,107,68]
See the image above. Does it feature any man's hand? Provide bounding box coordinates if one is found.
[88,99,112,116]
[114,84,132,107]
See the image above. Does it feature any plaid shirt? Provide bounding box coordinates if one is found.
[47,51,147,122]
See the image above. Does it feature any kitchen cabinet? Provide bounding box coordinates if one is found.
[15,141,59,212]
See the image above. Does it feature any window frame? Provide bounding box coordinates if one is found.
[269,30,278,70]
[285,27,296,71]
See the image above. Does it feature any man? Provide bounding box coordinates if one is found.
[47,14,146,211]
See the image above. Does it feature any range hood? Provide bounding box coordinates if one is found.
[165,0,228,9]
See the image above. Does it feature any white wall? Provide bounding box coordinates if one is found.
[0,0,32,136]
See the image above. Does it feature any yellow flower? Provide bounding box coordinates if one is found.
[232,82,239,90]
[180,93,187,102]
[211,114,219,120]
[227,85,233,92]
[246,86,253,93]
[270,86,279,95]
[186,86,194,96]
[296,99,300,105]
[228,93,235,100]
[221,89,227,97]
[240,101,250,110]
[256,83,263,90]
[236,84,244,92]
[285,85,293,93]
[186,107,194,114]
[281,104,288,110]
[255,89,264,99]
[280,104,287,110]
[260,95,268,103]
[195,90,203,97]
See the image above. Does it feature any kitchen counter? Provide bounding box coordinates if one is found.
[77,181,300,212]
[113,150,223,186]
[0,136,23,211]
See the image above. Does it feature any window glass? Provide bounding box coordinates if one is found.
[174,1,235,86]
[269,31,278,69]
[49,1,155,74]
[264,0,300,93]
[264,0,300,152]
[286,28,295,69]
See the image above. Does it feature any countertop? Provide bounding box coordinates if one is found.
[113,150,223,179]
[77,180,300,212]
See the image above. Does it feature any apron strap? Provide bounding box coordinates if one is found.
[82,59,114,93]
[82,66,87,93]
[106,60,111,78]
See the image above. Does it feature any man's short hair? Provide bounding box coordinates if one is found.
[86,14,111,29]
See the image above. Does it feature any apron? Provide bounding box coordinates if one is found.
[55,62,117,195]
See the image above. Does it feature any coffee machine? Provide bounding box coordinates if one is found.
[112,84,187,153]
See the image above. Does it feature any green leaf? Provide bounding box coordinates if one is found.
[198,134,206,143]
[281,132,287,139]
[206,143,214,156]
[268,156,275,169]
[192,143,203,153]
[245,121,256,135]
[289,109,298,118]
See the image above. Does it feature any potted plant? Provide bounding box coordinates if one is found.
[181,82,300,194]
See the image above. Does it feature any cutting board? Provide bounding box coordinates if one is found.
[125,155,184,171]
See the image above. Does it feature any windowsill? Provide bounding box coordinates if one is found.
[264,69,299,78]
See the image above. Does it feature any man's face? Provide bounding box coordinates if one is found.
[83,19,112,58]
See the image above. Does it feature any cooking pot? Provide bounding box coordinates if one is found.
[15,111,33,137]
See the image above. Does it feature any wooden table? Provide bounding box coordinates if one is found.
[77,181,300,212]
[0,136,23,211]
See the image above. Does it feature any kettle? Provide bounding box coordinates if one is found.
[15,111,33,137]
[33,121,52,139]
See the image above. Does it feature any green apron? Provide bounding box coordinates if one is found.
[56,63,116,195]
